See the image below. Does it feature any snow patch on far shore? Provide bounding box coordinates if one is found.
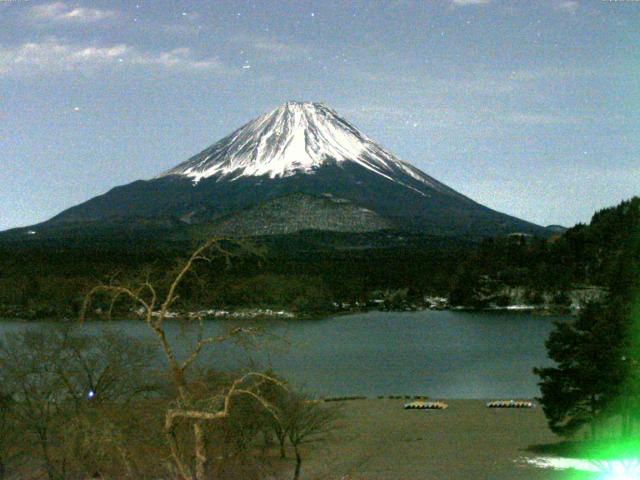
[519,456,598,472]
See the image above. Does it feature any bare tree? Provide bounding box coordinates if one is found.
[0,329,75,480]
[0,391,16,480]
[0,326,160,480]
[288,398,340,480]
[80,237,285,480]
[267,392,341,480]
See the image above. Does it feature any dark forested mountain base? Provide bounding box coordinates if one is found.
[0,197,637,319]
[0,228,475,319]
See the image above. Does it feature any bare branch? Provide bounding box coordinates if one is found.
[80,285,151,323]
[158,237,234,322]
[77,236,269,480]
[107,290,125,320]
[233,388,282,422]
[180,337,216,371]
[164,411,193,480]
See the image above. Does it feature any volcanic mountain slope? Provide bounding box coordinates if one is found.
[13,101,546,238]
[201,193,394,237]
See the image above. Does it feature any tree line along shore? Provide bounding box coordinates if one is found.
[0,197,637,479]
[0,197,636,321]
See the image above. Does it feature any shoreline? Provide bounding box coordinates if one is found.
[0,305,581,322]
[303,398,568,479]
[0,304,574,322]
[321,395,539,403]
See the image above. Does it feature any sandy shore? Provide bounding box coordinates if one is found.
[301,399,594,480]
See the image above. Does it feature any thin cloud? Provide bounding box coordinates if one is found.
[500,112,581,126]
[232,34,312,63]
[161,11,206,36]
[340,104,414,122]
[0,39,228,77]
[508,65,624,82]
[352,68,514,97]
[29,2,118,23]
[451,0,492,6]
[554,1,579,13]
[132,47,223,70]
[253,39,311,61]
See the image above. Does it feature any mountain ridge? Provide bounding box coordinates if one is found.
[159,102,456,192]
[4,101,547,239]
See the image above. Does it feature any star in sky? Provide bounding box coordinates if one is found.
[0,0,637,231]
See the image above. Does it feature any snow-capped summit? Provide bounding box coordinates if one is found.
[159,101,455,197]
[24,101,546,238]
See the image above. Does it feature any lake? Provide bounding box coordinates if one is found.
[0,310,564,399]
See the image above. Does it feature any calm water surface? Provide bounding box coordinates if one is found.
[0,310,564,399]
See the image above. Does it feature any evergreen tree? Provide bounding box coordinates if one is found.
[535,198,640,438]
[534,302,626,437]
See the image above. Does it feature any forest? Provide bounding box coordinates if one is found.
[0,197,637,319]
[0,198,637,478]
[532,196,640,455]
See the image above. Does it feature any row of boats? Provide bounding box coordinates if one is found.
[404,400,535,410]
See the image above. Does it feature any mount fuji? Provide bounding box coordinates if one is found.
[12,101,545,238]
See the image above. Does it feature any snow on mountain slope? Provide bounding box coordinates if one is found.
[159,101,457,197]
[3,100,546,239]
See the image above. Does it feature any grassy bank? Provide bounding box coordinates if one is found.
[301,399,594,480]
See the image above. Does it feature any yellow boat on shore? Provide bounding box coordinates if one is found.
[404,401,448,410]
[486,400,534,409]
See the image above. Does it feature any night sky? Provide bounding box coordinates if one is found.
[1,0,638,230]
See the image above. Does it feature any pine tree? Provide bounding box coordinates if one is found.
[534,302,626,438]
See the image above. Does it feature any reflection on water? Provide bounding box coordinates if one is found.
[0,310,564,398]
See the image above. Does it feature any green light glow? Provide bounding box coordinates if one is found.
[559,219,640,479]
[593,460,640,480]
